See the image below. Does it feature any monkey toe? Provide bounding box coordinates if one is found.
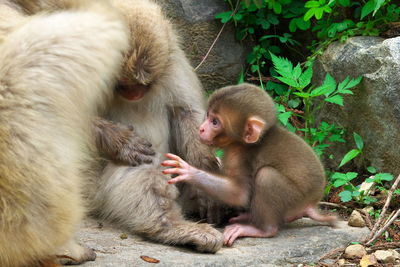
[223,223,278,246]
[191,225,223,253]
[57,246,96,265]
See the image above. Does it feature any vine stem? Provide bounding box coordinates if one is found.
[194,0,240,71]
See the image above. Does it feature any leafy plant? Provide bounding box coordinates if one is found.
[339,132,364,167]
[269,53,361,155]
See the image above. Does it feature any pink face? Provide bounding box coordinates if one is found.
[199,112,223,146]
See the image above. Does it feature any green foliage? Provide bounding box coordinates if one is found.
[269,53,361,155]
[215,0,398,206]
[216,0,400,80]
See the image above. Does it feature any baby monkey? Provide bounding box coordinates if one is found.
[162,83,337,246]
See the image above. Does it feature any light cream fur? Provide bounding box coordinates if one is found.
[0,1,128,266]
[12,0,224,253]
[86,0,223,253]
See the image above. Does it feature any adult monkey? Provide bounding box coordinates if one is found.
[0,0,129,266]
[15,0,225,252]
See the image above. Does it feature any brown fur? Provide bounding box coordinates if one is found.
[0,1,128,265]
[164,83,337,246]
[210,84,337,233]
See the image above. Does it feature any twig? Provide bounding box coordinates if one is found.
[318,247,345,261]
[194,1,240,71]
[365,208,400,246]
[368,241,400,251]
[319,201,349,210]
[365,173,400,242]
[356,208,373,230]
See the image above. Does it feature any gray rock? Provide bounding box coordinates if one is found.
[314,36,400,173]
[154,0,249,91]
[79,218,369,266]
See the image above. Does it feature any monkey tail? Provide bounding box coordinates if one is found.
[305,207,338,227]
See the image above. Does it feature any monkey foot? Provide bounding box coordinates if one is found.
[228,212,251,224]
[223,223,278,247]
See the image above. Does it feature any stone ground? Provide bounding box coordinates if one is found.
[78,218,369,267]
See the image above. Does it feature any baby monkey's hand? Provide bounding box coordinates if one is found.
[162,153,200,184]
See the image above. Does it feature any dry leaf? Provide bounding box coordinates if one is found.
[360,254,377,267]
[140,255,160,263]
[120,233,128,239]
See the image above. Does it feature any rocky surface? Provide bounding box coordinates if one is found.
[79,218,369,266]
[154,0,250,91]
[314,36,400,174]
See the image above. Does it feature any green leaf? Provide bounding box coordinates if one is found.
[324,95,344,106]
[353,132,364,150]
[375,173,394,181]
[270,53,294,78]
[338,0,350,7]
[315,8,324,19]
[345,76,362,90]
[304,8,315,21]
[339,149,361,167]
[215,11,233,23]
[305,1,320,8]
[296,18,311,30]
[294,92,311,98]
[322,74,337,96]
[277,76,299,87]
[289,19,297,32]
[273,2,282,14]
[373,0,386,16]
[367,166,377,174]
[267,13,279,25]
[233,13,243,21]
[292,64,302,79]
[298,65,313,88]
[361,0,375,19]
[339,190,353,202]
[278,111,293,125]
[311,84,334,97]
[288,98,301,108]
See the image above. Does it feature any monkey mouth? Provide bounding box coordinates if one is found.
[116,83,149,101]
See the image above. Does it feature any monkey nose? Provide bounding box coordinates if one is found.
[199,128,204,134]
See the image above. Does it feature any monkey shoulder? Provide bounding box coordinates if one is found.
[253,126,324,178]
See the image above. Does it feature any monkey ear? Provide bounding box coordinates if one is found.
[244,116,266,144]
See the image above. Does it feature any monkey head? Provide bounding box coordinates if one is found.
[115,1,172,101]
[199,83,277,148]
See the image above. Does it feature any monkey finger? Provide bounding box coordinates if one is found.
[136,145,155,156]
[136,155,154,164]
[161,160,180,167]
[162,168,183,175]
[164,153,183,161]
[167,175,189,184]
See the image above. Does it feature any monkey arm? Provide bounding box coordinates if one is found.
[92,117,155,166]
[162,153,249,207]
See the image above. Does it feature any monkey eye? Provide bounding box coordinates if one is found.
[211,118,219,126]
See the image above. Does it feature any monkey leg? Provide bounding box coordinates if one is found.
[228,212,251,224]
[92,164,223,253]
[224,166,305,247]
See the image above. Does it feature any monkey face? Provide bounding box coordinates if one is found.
[116,77,150,101]
[199,111,235,148]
